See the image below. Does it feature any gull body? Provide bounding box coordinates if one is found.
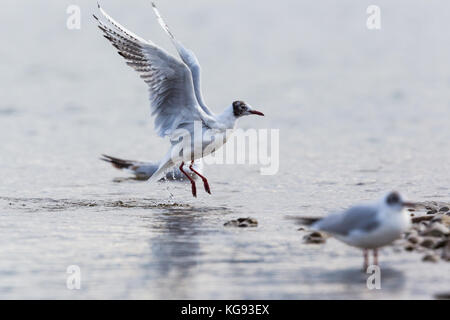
[94,3,264,197]
[100,155,203,181]
[311,192,414,269]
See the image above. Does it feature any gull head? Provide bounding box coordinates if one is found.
[232,101,264,118]
[383,191,417,210]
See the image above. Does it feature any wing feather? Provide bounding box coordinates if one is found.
[151,2,214,116]
[94,4,212,137]
[313,205,381,236]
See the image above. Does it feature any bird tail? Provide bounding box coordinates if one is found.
[101,154,161,180]
[302,217,322,227]
[286,216,322,228]
[100,154,136,170]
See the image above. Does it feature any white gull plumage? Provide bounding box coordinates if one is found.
[94,2,264,197]
[311,191,415,269]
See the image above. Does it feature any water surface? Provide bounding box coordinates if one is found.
[1,0,449,299]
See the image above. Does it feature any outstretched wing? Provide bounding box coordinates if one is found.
[94,3,214,137]
[312,205,381,236]
[151,2,214,116]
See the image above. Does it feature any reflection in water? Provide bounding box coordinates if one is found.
[301,267,406,299]
[141,206,230,299]
[320,267,405,289]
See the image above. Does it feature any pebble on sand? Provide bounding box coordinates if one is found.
[419,238,435,249]
[422,254,439,263]
[303,231,326,244]
[224,217,258,228]
[407,236,419,244]
[405,202,450,264]
[422,222,449,237]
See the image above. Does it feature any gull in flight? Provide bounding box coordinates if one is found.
[311,191,415,270]
[93,2,264,197]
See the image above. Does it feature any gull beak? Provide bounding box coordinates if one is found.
[402,201,418,208]
[248,109,265,116]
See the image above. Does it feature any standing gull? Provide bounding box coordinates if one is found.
[93,3,264,197]
[311,191,416,269]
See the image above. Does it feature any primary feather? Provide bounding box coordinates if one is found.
[94,3,213,137]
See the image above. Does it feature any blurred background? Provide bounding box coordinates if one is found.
[0,0,449,299]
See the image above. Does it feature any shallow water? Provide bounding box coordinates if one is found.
[1,0,449,299]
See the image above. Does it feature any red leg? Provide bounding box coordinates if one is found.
[189,161,211,194]
[373,248,379,266]
[179,162,196,197]
[363,249,369,271]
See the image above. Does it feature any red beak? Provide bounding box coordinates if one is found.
[249,110,264,116]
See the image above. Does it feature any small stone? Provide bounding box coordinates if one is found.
[422,222,450,237]
[422,254,439,263]
[420,238,435,249]
[224,217,258,228]
[407,236,419,244]
[439,206,449,212]
[303,231,326,244]
[244,218,258,226]
[427,209,438,215]
[434,239,448,250]
[297,227,305,231]
[224,220,239,227]
[309,231,323,237]
[404,244,416,251]
[412,215,434,223]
